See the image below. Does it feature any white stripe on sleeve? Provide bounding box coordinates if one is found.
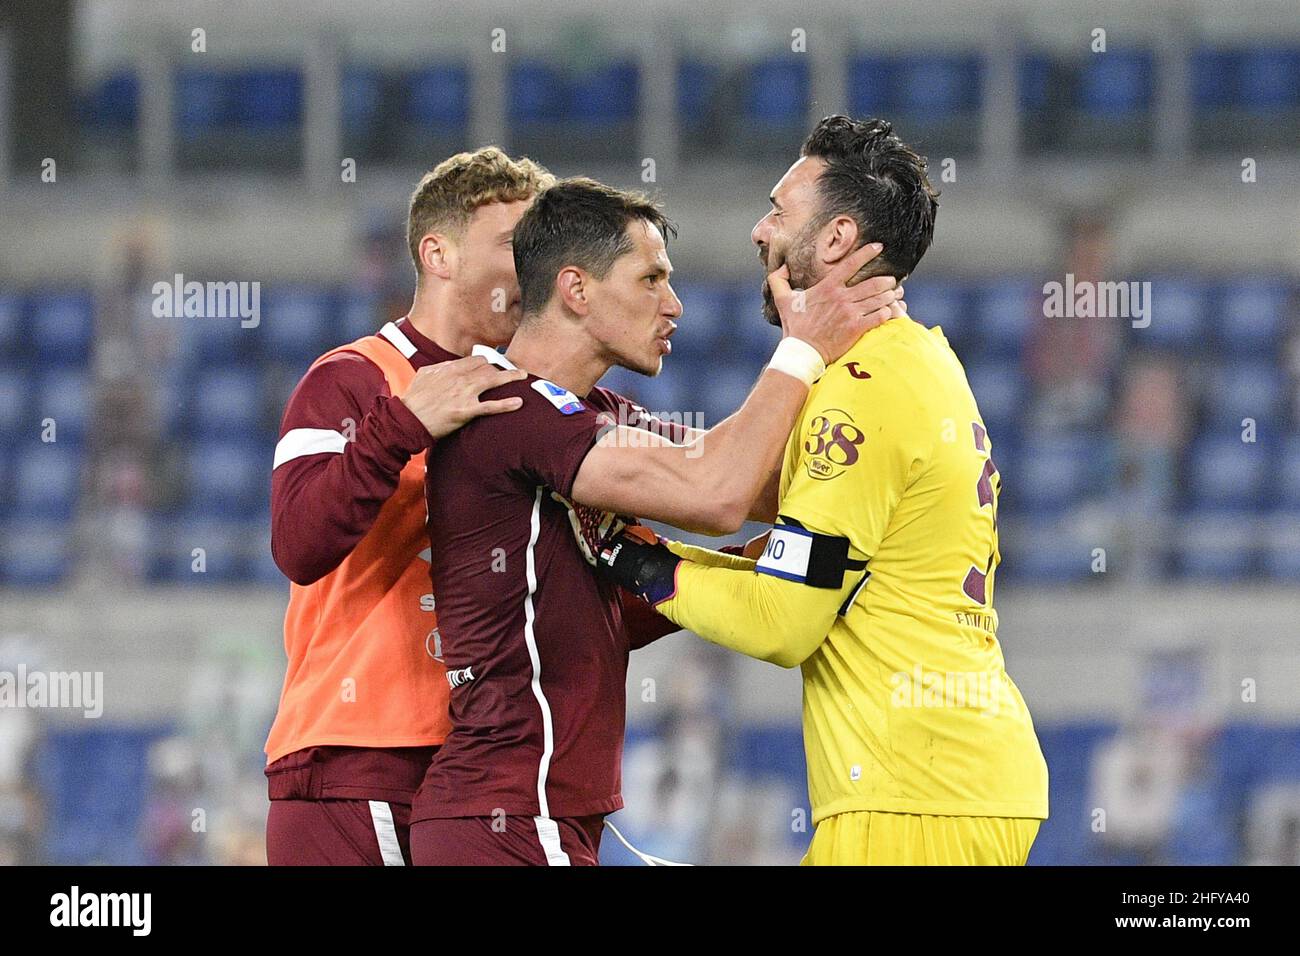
[272,428,348,469]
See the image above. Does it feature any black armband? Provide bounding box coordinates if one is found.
[754,516,867,589]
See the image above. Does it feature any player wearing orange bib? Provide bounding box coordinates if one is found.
[264,149,552,865]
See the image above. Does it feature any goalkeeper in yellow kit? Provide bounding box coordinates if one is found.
[599,116,1048,865]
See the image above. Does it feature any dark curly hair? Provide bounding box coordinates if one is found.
[800,115,940,280]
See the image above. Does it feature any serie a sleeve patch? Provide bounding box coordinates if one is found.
[532,379,585,415]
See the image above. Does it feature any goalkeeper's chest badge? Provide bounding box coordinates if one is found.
[533,379,585,415]
[802,406,866,481]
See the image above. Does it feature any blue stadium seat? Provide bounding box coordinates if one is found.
[405,65,470,125]
[1213,277,1289,355]
[176,67,301,135]
[1186,434,1269,509]
[36,726,167,864]
[34,370,91,440]
[569,62,638,124]
[79,70,139,130]
[976,279,1038,357]
[1191,48,1240,110]
[150,517,249,583]
[246,514,286,587]
[1001,517,1093,583]
[12,444,81,520]
[730,725,807,787]
[730,279,767,326]
[1176,510,1258,579]
[0,520,73,586]
[185,439,268,515]
[233,69,303,129]
[0,366,29,438]
[1028,723,1117,865]
[1018,53,1053,111]
[746,58,808,126]
[1274,438,1300,509]
[677,61,722,127]
[1013,433,1099,514]
[670,280,733,345]
[1262,511,1300,581]
[893,53,981,116]
[0,292,20,353]
[1202,361,1283,432]
[847,55,893,116]
[1144,278,1207,351]
[905,279,969,345]
[696,363,757,428]
[189,367,264,438]
[179,300,256,366]
[1077,49,1154,117]
[965,359,1025,438]
[342,67,383,136]
[509,61,566,124]
[175,69,227,138]
[721,281,781,361]
[261,286,336,364]
[1239,47,1300,113]
[27,290,94,364]
[339,289,382,343]
[1261,727,1300,783]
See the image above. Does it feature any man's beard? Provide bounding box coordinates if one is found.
[760,237,820,328]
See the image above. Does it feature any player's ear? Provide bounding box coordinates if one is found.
[556,266,589,316]
[820,215,861,266]
[419,232,455,281]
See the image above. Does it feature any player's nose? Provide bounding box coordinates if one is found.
[751,213,772,248]
[663,283,683,319]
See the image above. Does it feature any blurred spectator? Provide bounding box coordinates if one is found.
[1026,214,1122,433]
[140,737,205,865]
[1108,357,1187,580]
[1246,784,1300,865]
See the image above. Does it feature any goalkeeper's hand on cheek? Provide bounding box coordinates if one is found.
[596,526,682,606]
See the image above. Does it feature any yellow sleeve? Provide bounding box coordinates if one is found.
[664,539,755,572]
[657,522,865,668]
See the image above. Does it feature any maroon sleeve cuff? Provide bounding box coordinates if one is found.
[372,394,434,459]
[622,586,682,650]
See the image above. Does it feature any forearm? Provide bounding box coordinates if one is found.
[572,366,808,534]
[271,396,429,584]
[657,561,850,668]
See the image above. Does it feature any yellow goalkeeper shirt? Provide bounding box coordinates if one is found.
[659,317,1048,822]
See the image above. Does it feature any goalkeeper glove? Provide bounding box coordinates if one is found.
[596,525,681,606]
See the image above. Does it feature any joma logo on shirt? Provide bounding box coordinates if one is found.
[446,666,476,689]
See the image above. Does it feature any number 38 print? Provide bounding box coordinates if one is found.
[802,407,865,481]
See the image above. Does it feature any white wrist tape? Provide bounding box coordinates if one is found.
[768,337,826,386]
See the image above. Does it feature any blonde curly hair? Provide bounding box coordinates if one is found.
[406,147,555,274]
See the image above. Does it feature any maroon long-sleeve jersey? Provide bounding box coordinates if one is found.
[412,349,689,828]
[270,319,448,586]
